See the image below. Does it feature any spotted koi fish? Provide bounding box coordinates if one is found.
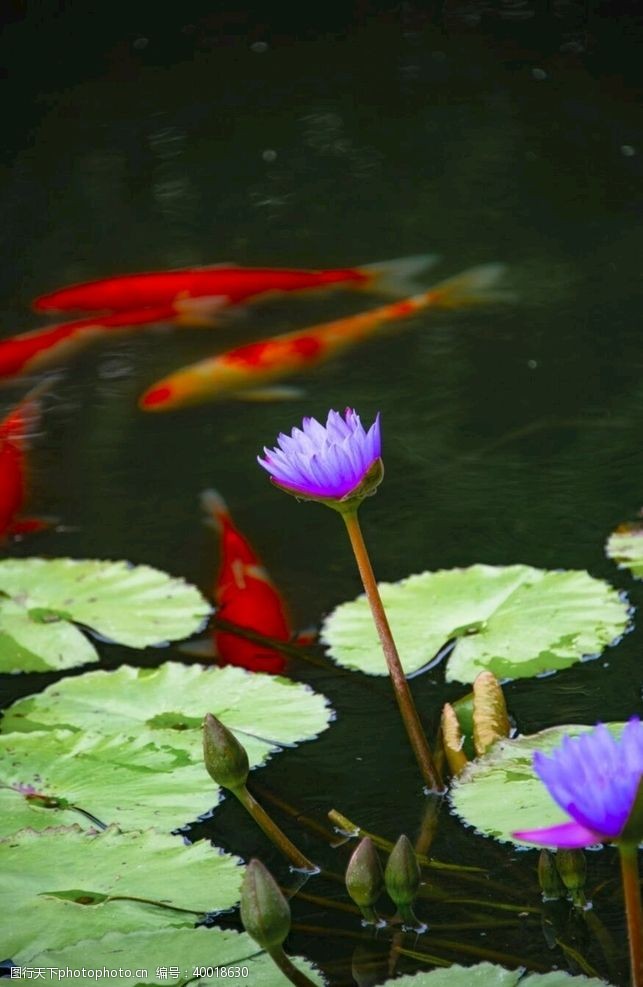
[140,263,507,411]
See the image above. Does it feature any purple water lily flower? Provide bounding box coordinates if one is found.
[258,409,382,502]
[513,718,643,849]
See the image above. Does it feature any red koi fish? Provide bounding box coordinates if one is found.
[199,489,292,674]
[140,263,508,411]
[0,306,177,380]
[33,254,437,320]
[0,381,52,539]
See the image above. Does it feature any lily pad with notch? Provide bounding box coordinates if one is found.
[0,557,211,673]
[1,825,243,963]
[321,564,628,683]
[24,926,325,985]
[0,730,222,836]
[449,723,627,848]
[1,661,334,768]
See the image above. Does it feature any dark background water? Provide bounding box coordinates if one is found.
[1,2,642,983]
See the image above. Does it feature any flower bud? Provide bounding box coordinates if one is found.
[538,849,566,900]
[384,834,421,907]
[240,858,291,950]
[555,849,588,909]
[345,837,384,922]
[202,712,249,790]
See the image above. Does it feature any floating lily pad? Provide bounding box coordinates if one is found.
[1,661,333,768]
[0,559,212,672]
[606,521,643,579]
[449,724,625,847]
[2,825,243,963]
[0,557,211,672]
[26,927,325,985]
[381,963,610,986]
[321,564,628,683]
[0,730,220,836]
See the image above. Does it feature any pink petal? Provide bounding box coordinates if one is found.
[512,820,604,848]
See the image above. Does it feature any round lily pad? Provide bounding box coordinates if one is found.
[321,564,629,683]
[1,824,243,963]
[1,661,333,768]
[449,724,626,847]
[380,964,610,986]
[606,521,643,579]
[25,927,325,985]
[0,730,219,836]
[0,557,211,672]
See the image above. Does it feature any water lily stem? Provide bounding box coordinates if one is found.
[619,843,642,986]
[233,784,318,874]
[342,509,442,792]
[267,945,318,987]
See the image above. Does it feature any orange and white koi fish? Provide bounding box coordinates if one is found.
[33,254,437,320]
[0,381,52,539]
[140,263,507,411]
[0,306,178,380]
[196,489,292,674]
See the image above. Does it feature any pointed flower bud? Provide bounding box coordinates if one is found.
[257,408,383,511]
[202,712,249,790]
[555,849,588,909]
[538,849,566,900]
[240,859,291,950]
[384,834,421,907]
[345,837,384,922]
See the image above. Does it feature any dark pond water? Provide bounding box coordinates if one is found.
[1,3,642,984]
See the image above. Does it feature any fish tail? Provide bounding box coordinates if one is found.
[421,262,511,309]
[358,253,440,295]
[3,375,59,444]
[200,488,230,532]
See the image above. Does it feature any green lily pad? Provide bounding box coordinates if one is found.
[25,927,325,985]
[449,723,625,847]
[0,557,211,672]
[381,964,610,986]
[0,730,220,836]
[606,521,643,579]
[1,825,243,963]
[1,661,333,768]
[321,564,628,683]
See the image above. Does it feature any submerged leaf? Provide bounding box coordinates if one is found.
[449,724,626,847]
[2,825,243,963]
[1,661,333,768]
[321,564,628,683]
[0,557,211,672]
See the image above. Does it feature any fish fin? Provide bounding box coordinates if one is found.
[359,254,440,295]
[177,636,218,660]
[421,263,511,309]
[295,626,317,646]
[200,488,230,532]
[233,386,305,402]
[173,295,229,326]
[7,515,56,537]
